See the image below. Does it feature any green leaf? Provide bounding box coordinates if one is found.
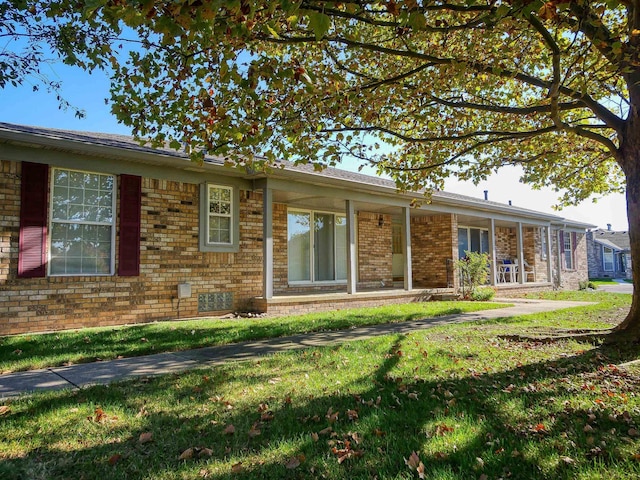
[307,12,330,40]
[408,11,426,30]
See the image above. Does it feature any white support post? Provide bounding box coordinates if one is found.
[546,225,553,284]
[402,206,413,291]
[262,187,273,299]
[346,200,357,294]
[556,229,563,287]
[488,218,497,285]
[516,222,525,284]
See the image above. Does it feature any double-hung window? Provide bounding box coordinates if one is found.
[207,185,233,245]
[49,168,115,275]
[603,246,614,271]
[563,232,574,270]
[288,210,347,283]
[199,183,239,253]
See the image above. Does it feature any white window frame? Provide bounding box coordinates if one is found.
[206,184,233,246]
[458,226,490,259]
[603,246,614,272]
[563,232,574,270]
[287,208,347,285]
[540,227,548,260]
[199,183,239,253]
[48,167,116,276]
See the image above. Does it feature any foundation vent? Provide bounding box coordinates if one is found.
[198,292,233,312]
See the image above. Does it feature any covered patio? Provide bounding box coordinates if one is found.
[251,176,558,315]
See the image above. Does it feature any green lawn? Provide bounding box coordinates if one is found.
[589,278,618,287]
[1,292,637,480]
[0,301,506,373]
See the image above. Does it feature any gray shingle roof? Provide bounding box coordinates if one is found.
[593,229,631,251]
[0,122,591,226]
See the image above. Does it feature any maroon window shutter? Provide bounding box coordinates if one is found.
[118,174,142,276]
[571,232,577,252]
[18,162,49,278]
[559,230,565,253]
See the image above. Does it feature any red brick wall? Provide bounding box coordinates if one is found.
[523,227,550,283]
[554,231,588,289]
[357,212,393,288]
[411,214,456,288]
[495,227,517,261]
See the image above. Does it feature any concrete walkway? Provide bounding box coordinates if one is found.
[595,279,634,294]
[0,298,593,400]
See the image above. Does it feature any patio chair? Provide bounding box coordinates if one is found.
[498,259,516,283]
[523,260,536,282]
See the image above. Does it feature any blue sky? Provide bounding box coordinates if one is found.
[0,61,629,231]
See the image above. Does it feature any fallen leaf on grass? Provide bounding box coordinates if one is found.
[434,424,454,436]
[108,454,122,465]
[199,448,213,458]
[326,407,339,423]
[139,432,153,444]
[285,456,300,469]
[404,451,426,478]
[311,432,319,442]
[91,407,106,423]
[179,448,194,460]
[373,428,386,437]
[248,424,261,438]
[260,412,274,422]
[629,428,639,437]
[561,456,575,465]
[224,424,236,435]
[231,462,243,473]
[531,423,546,433]
[0,405,11,416]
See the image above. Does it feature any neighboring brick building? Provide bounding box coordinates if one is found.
[0,123,593,335]
[587,226,632,280]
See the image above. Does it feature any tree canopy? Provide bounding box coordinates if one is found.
[2,0,632,202]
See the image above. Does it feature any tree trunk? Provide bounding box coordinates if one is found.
[611,122,640,340]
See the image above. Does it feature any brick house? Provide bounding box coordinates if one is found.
[586,226,632,280]
[0,123,593,335]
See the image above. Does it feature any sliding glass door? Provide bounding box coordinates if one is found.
[288,210,347,283]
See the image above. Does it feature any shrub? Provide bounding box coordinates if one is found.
[471,286,496,301]
[456,251,490,300]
